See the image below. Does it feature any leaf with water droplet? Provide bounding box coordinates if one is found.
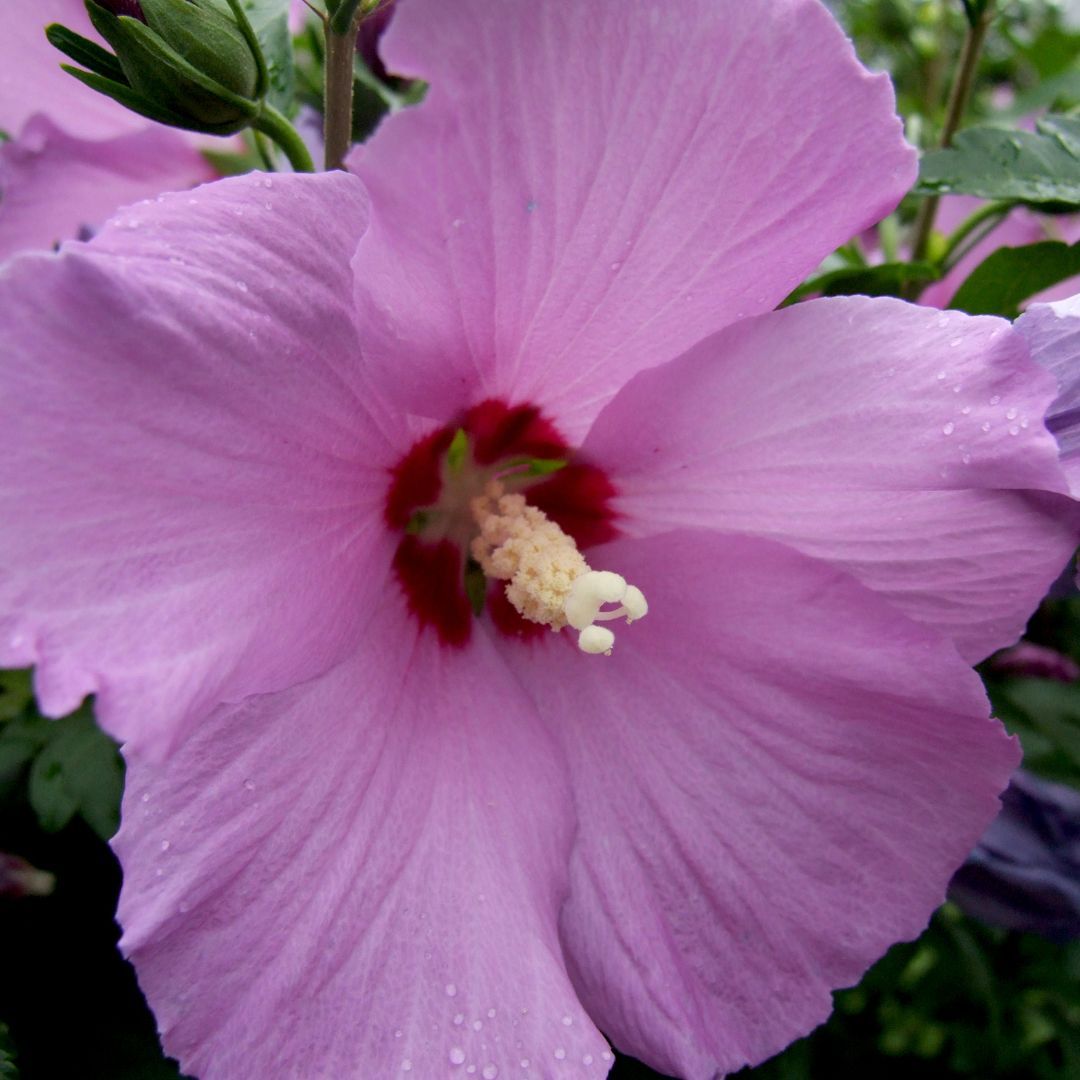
[915,117,1080,208]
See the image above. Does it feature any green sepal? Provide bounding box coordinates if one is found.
[223,0,269,101]
[446,429,469,472]
[140,0,259,101]
[110,12,260,125]
[45,23,126,82]
[464,561,487,618]
[83,0,259,128]
[61,65,245,135]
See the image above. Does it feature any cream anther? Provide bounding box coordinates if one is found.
[470,481,647,655]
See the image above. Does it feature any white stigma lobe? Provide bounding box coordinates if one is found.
[470,482,647,655]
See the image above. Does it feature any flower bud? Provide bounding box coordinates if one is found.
[48,0,267,134]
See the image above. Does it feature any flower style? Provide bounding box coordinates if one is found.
[1,1,1078,1077]
[0,0,216,260]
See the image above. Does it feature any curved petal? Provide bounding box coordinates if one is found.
[115,605,609,1079]
[0,171,394,757]
[503,530,1018,1078]
[583,296,1076,662]
[1017,293,1080,496]
[0,0,146,139]
[348,0,915,437]
[0,115,213,260]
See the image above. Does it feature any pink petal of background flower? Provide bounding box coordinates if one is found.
[1016,292,1080,496]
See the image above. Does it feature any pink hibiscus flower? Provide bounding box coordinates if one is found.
[0,0,217,260]
[1,1,1076,1076]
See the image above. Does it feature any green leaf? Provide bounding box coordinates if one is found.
[991,679,1080,787]
[237,0,295,112]
[784,262,940,305]
[27,712,124,840]
[0,668,33,722]
[948,241,1080,318]
[915,117,1080,208]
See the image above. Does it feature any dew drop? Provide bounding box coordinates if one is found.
[449,1047,466,1065]
[401,1060,412,1073]
[141,792,151,803]
[583,1054,594,1065]
[453,1014,464,1026]
[394,1030,403,1039]
[885,366,896,377]
[155,868,164,877]
[520,1060,530,1070]
[952,385,962,393]
[178,901,190,914]
[942,422,955,436]
[261,177,273,188]
[561,1016,572,1027]
[609,261,621,271]
[486,1009,496,1019]
[483,1066,498,1079]
[1009,425,1020,436]
[554,1048,566,1060]
[962,453,972,465]
[445,983,458,998]
[243,779,255,791]
[1005,407,1018,420]
[235,280,249,292]
[601,1051,613,1062]
[472,1020,483,1032]
[1021,418,1029,428]
[936,371,947,380]
[160,840,171,852]
[981,421,991,432]
[949,337,962,348]
[961,406,972,415]
[452,218,464,229]
[989,394,1001,405]
[466,1068,476,1076]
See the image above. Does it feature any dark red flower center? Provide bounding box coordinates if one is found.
[384,400,617,646]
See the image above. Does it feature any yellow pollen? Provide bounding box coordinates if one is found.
[470,481,648,654]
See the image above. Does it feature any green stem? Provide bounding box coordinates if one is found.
[252,103,315,173]
[939,199,1011,268]
[908,2,995,275]
[323,5,362,170]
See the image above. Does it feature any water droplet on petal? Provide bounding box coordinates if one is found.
[561,1016,572,1026]
[401,1060,412,1072]
[1005,407,1018,420]
[936,371,947,380]
[583,1054,594,1065]
[453,1014,464,1026]
[520,1060,530,1070]
[981,421,991,432]
[472,1020,483,1032]
[961,406,972,415]
[483,1066,498,1079]
[449,1047,466,1065]
[554,1048,566,1060]
[1009,425,1020,436]
[989,394,1001,405]
[942,422,955,436]
[486,1009,496,1019]
[160,840,171,852]
[949,337,962,348]
[445,983,458,998]
[394,1030,403,1039]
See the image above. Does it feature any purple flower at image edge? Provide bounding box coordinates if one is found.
[2,1,1078,1078]
[950,770,1080,941]
[0,0,217,260]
